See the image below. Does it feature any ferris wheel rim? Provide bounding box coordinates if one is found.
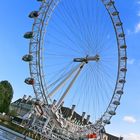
[25,0,127,131]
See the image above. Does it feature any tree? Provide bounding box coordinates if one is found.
[0,80,13,113]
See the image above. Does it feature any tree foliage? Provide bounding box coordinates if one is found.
[0,80,13,113]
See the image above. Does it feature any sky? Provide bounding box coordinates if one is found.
[0,0,140,140]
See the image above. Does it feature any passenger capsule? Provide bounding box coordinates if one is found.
[118,33,125,38]
[116,90,123,95]
[112,11,119,16]
[25,78,34,85]
[24,32,34,39]
[29,11,39,18]
[37,0,46,2]
[103,120,110,124]
[87,133,97,139]
[108,111,116,115]
[113,100,120,106]
[116,22,122,26]
[106,1,114,7]
[121,56,127,60]
[120,45,127,49]
[22,54,33,62]
[119,79,126,83]
[120,68,127,72]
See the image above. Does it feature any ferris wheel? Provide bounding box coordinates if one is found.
[23,0,127,139]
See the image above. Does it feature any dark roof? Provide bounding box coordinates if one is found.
[11,98,33,105]
[105,133,122,140]
[61,107,92,125]
[11,98,91,125]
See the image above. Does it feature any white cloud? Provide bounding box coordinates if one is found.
[135,22,140,33]
[127,59,135,65]
[137,11,140,16]
[135,1,140,33]
[126,29,132,36]
[123,133,140,140]
[127,23,140,35]
[123,116,136,123]
[137,1,140,4]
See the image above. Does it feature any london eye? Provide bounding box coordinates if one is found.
[23,0,127,139]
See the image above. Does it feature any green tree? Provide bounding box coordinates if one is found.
[0,80,13,113]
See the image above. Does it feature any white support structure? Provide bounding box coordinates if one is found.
[56,62,85,108]
[47,63,83,99]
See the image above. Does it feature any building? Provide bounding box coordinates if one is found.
[103,133,123,140]
[10,95,33,117]
[10,96,123,140]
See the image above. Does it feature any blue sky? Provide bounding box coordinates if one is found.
[0,0,140,140]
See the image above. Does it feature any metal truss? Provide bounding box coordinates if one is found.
[23,0,127,139]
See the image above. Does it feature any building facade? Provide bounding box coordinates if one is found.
[103,133,123,140]
[10,96,123,140]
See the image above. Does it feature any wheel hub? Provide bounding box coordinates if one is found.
[73,54,100,63]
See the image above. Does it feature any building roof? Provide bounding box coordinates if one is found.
[11,98,33,105]
[11,98,91,125]
[105,133,123,140]
[11,98,123,139]
[61,106,92,125]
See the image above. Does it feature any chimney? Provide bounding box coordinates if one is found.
[82,112,86,122]
[26,95,32,103]
[71,105,76,114]
[69,105,76,120]
[22,95,27,100]
[86,115,90,124]
[21,95,27,103]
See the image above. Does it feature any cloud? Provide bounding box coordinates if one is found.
[137,11,140,16]
[135,22,140,33]
[126,29,132,36]
[134,2,140,33]
[123,133,140,140]
[137,1,140,4]
[127,23,140,35]
[123,116,136,123]
[127,59,135,65]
